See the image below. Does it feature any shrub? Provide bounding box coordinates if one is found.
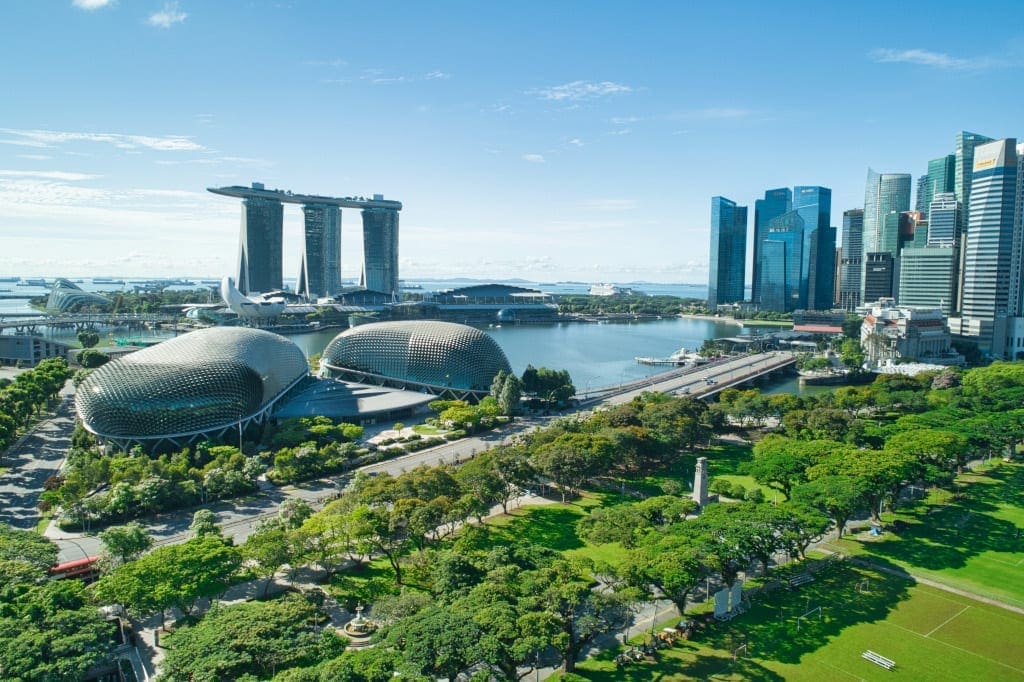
[744,487,765,503]
[728,482,747,499]
[445,430,467,441]
[708,478,733,495]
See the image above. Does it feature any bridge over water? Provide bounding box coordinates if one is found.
[0,313,184,334]
[580,351,797,405]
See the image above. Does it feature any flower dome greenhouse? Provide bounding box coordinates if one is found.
[75,327,309,449]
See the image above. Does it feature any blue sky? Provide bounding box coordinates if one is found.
[2,1,1023,283]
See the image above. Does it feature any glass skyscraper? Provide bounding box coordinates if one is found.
[862,170,911,300]
[708,197,748,308]
[928,193,959,247]
[899,246,957,316]
[794,186,834,310]
[760,211,804,312]
[839,209,864,311]
[752,188,792,305]
[918,154,956,218]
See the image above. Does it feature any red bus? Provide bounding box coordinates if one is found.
[49,556,100,582]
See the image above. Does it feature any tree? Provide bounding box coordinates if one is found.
[244,524,293,596]
[190,508,221,537]
[499,374,523,416]
[94,535,242,627]
[0,523,59,579]
[383,605,482,682]
[77,348,110,369]
[622,532,703,614]
[77,330,100,348]
[0,579,116,681]
[99,522,153,566]
[531,433,613,501]
[519,558,628,673]
[791,475,869,538]
[749,434,811,499]
[160,594,339,681]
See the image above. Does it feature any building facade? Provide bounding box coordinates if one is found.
[794,186,834,310]
[361,205,400,297]
[760,211,804,312]
[898,246,957,316]
[297,204,342,300]
[237,191,284,294]
[708,196,748,308]
[954,138,1018,357]
[862,170,911,301]
[839,208,864,311]
[861,300,956,366]
[863,252,895,303]
[752,188,792,306]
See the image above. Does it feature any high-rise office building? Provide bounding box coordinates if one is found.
[864,252,895,303]
[794,186,834,310]
[916,154,956,218]
[954,131,994,312]
[928,193,960,247]
[708,196,748,308]
[752,188,792,305]
[862,170,911,300]
[838,209,864,311]
[899,246,957,316]
[760,211,804,312]
[361,206,401,296]
[237,192,284,294]
[296,204,342,300]
[957,138,1018,356]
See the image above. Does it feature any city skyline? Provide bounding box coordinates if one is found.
[2,1,1024,281]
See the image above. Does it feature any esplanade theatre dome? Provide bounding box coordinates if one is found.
[76,327,308,448]
[320,321,512,396]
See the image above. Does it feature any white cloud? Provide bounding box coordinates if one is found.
[578,199,636,211]
[17,154,52,160]
[148,2,187,28]
[568,138,584,147]
[72,0,114,9]
[869,48,996,70]
[0,170,101,181]
[530,80,633,101]
[0,128,202,151]
[522,153,545,163]
[425,70,451,80]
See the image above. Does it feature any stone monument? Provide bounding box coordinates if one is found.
[693,456,708,507]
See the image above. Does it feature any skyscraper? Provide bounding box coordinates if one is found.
[919,154,956,218]
[361,206,401,296]
[862,170,911,301]
[899,246,957,316]
[863,252,895,304]
[794,186,834,310]
[954,131,994,312]
[237,192,284,294]
[296,204,342,300]
[839,209,864,311]
[752,188,792,305]
[958,138,1017,356]
[760,211,804,312]
[928,193,960,247]
[708,196,748,308]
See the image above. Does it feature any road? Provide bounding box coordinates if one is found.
[0,386,75,531]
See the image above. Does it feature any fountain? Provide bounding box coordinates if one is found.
[342,605,377,648]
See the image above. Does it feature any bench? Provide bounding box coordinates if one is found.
[862,650,895,670]
[788,573,814,588]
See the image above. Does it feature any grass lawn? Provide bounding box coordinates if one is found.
[566,562,1024,681]
[480,493,628,567]
[626,442,757,498]
[412,424,447,436]
[831,461,1024,608]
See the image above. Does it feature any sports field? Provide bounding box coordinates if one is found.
[834,462,1024,608]
[569,561,1024,680]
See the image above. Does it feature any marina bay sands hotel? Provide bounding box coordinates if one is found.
[208,182,403,298]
